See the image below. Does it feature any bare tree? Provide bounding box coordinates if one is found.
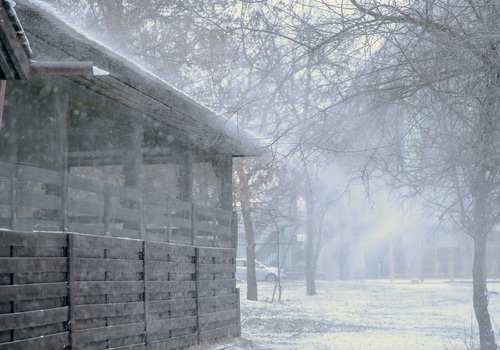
[47,2,500,346]
[234,0,500,346]
[325,2,500,348]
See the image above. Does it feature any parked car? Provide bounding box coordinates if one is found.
[236,259,287,282]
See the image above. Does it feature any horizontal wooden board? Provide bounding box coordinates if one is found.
[0,231,66,247]
[198,263,235,274]
[148,316,197,334]
[73,258,143,274]
[143,192,171,207]
[0,161,14,176]
[170,217,191,230]
[0,306,68,331]
[147,299,196,315]
[108,205,141,222]
[198,247,236,258]
[19,192,61,210]
[0,282,67,301]
[0,189,9,204]
[0,257,67,273]
[72,281,144,296]
[193,205,215,217]
[66,222,104,236]
[146,242,195,259]
[145,231,170,244]
[146,281,195,294]
[17,164,60,184]
[72,322,144,344]
[147,261,195,275]
[67,174,106,193]
[73,302,144,320]
[108,185,142,201]
[199,279,235,291]
[196,221,216,233]
[69,197,105,216]
[199,294,237,309]
[71,233,142,251]
[144,213,171,226]
[108,227,142,240]
[0,331,69,350]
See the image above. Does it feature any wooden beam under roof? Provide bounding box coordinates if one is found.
[0,3,30,79]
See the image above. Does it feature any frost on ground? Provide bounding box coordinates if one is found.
[228,279,500,350]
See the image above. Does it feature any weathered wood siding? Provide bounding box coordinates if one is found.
[0,161,235,248]
[0,230,240,350]
[0,231,69,350]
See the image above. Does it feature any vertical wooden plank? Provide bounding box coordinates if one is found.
[0,80,6,132]
[104,185,111,235]
[56,90,69,232]
[195,247,201,345]
[191,203,196,246]
[231,211,237,249]
[166,199,171,243]
[142,240,148,347]
[67,233,75,348]
[236,288,241,337]
[139,193,145,240]
[9,238,15,342]
[61,169,68,232]
[9,165,18,230]
[212,208,216,248]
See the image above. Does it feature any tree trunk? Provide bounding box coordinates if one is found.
[234,160,258,301]
[241,206,258,301]
[305,191,316,295]
[473,234,496,350]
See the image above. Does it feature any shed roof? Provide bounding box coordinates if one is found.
[2,0,263,157]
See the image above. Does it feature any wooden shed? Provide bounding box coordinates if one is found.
[0,1,260,349]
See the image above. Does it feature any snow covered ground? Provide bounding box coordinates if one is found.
[231,279,500,350]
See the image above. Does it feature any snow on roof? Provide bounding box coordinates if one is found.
[15,0,265,157]
[3,0,33,58]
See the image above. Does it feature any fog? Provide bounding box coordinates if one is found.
[5,0,500,348]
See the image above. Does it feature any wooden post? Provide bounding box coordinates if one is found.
[54,90,69,232]
[122,124,144,234]
[231,211,237,249]
[0,80,6,131]
[61,167,68,232]
[139,193,145,240]
[67,233,75,348]
[9,164,18,230]
[104,185,111,235]
[191,203,196,246]
[212,208,217,248]
[195,247,201,344]
[236,288,241,337]
[178,146,193,203]
[142,240,149,347]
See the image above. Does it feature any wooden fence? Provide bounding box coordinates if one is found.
[0,161,235,248]
[0,230,240,349]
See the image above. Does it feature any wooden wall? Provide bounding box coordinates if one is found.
[0,160,236,248]
[0,230,240,350]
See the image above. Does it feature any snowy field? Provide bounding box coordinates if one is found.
[232,279,500,350]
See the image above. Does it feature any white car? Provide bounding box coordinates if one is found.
[236,259,287,282]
